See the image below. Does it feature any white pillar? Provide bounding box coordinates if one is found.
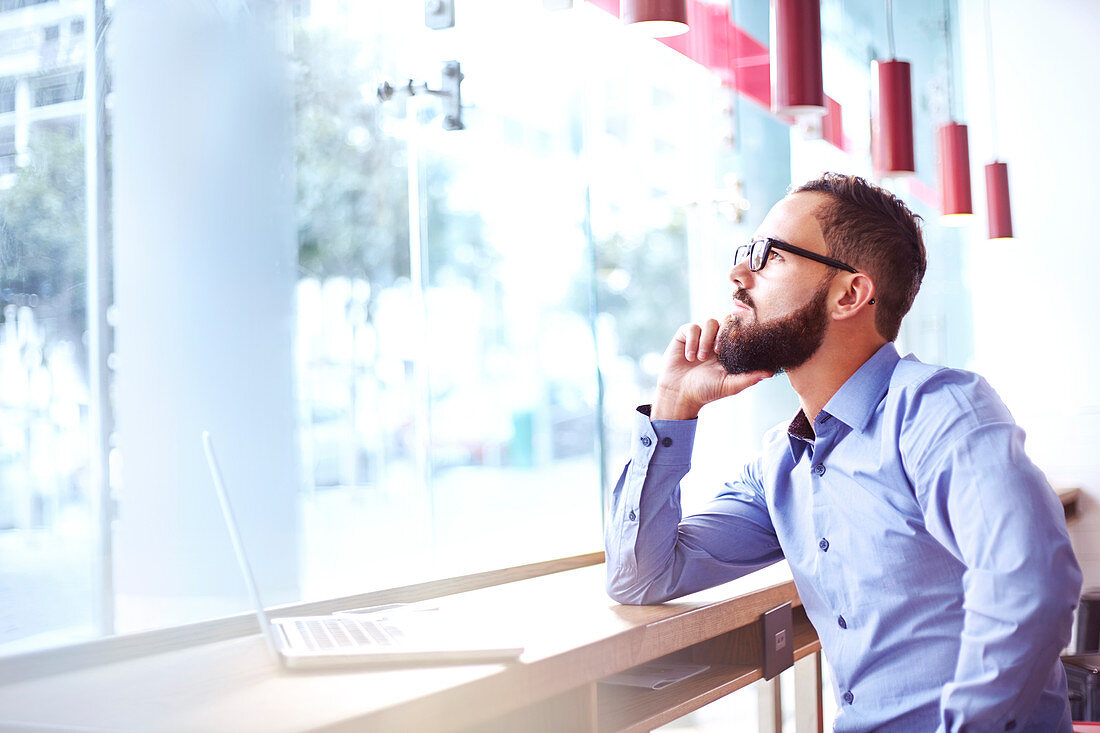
[111,0,300,630]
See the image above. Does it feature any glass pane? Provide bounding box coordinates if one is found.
[416,1,599,576]
[291,4,418,596]
[0,2,97,653]
[294,1,604,596]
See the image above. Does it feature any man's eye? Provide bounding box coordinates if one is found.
[768,250,782,260]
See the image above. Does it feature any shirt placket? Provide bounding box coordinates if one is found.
[809,416,856,708]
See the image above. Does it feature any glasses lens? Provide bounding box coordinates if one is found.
[750,240,767,271]
[734,244,750,267]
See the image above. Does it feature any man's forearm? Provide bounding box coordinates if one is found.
[937,560,1078,732]
[605,408,783,605]
[604,410,696,605]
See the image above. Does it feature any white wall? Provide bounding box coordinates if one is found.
[958,0,1100,587]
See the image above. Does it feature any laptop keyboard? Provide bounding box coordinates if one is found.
[293,617,405,651]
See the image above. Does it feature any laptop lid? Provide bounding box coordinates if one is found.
[201,430,281,661]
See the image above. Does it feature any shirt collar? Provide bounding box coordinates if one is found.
[785,411,815,460]
[784,342,900,460]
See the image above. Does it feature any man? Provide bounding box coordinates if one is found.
[605,173,1082,732]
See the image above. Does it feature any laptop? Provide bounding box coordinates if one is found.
[201,431,524,669]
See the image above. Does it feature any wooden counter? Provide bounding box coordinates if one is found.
[0,485,1081,732]
[0,560,818,733]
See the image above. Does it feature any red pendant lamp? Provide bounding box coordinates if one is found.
[982,0,1013,239]
[937,0,972,225]
[770,0,826,117]
[874,60,914,175]
[621,0,689,38]
[985,162,1012,239]
[872,1,915,176]
[938,122,972,224]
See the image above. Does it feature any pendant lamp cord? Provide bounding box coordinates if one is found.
[983,0,999,160]
[885,0,896,59]
[943,0,956,121]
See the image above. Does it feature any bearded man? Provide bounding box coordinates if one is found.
[604,173,1081,732]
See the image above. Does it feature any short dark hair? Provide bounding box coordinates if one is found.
[791,173,926,341]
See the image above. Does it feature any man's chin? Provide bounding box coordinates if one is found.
[717,278,831,376]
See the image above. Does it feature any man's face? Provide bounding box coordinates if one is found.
[717,193,836,375]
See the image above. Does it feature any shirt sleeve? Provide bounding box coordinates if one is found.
[901,371,1082,733]
[605,406,785,605]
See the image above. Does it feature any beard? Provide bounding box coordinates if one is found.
[717,279,831,375]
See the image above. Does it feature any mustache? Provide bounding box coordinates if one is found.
[734,288,754,310]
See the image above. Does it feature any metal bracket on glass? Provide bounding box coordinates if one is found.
[376,61,465,131]
[424,0,455,30]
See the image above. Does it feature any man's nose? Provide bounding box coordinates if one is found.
[729,259,752,288]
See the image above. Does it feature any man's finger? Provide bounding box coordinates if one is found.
[681,323,701,362]
[698,318,721,360]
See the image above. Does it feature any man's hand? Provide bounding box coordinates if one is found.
[651,319,771,420]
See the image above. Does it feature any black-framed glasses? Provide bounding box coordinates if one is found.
[734,237,857,274]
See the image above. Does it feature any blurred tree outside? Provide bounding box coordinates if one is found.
[0,126,88,358]
[292,24,491,307]
[292,26,411,296]
[573,215,691,364]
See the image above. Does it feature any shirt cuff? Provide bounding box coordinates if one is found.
[633,405,697,466]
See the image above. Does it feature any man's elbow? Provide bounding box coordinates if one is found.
[1042,545,1083,619]
[605,572,674,605]
[607,581,664,603]
[1018,551,1082,643]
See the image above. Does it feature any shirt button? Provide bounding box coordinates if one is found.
[843,690,854,704]
[661,437,672,447]
[813,463,826,476]
[819,538,829,552]
[628,510,636,521]
[837,615,847,629]
[1004,722,1016,731]
[640,436,652,447]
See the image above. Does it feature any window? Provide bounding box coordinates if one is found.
[0,77,15,114]
[0,126,15,174]
[0,124,91,654]
[0,0,725,649]
[33,70,83,107]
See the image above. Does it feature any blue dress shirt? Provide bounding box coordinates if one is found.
[606,343,1081,732]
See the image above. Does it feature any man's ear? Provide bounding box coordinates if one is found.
[832,273,875,321]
